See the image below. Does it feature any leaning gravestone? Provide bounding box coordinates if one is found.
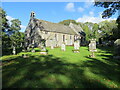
[73,40,80,53]
[61,43,66,51]
[113,39,120,59]
[89,39,97,57]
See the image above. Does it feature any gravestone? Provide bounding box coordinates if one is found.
[31,40,35,52]
[89,39,97,52]
[27,44,31,51]
[113,39,120,59]
[22,54,29,58]
[40,39,48,55]
[50,39,54,49]
[51,46,54,49]
[13,46,16,55]
[61,43,66,51]
[31,45,35,52]
[73,40,80,53]
[89,39,97,57]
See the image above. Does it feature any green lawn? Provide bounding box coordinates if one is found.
[2,46,120,88]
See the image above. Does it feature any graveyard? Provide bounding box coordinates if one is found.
[2,46,120,88]
[1,2,120,89]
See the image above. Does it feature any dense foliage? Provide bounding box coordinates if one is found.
[94,1,120,39]
[59,19,118,44]
[94,1,120,19]
[59,19,79,26]
[1,8,25,55]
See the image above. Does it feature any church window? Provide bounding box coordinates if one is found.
[70,35,72,40]
[55,34,57,41]
[63,35,65,42]
[45,31,48,34]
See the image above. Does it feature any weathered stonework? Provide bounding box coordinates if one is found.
[25,12,85,48]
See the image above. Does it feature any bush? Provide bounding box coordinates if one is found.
[2,48,12,56]
[2,47,23,56]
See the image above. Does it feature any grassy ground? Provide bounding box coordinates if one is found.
[2,46,120,88]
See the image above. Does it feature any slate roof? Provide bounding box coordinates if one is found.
[35,18,83,35]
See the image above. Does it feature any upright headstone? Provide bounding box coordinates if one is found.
[27,44,31,51]
[89,39,97,57]
[13,46,16,55]
[41,45,46,51]
[61,43,66,51]
[31,40,35,52]
[114,39,120,59]
[73,40,80,53]
[50,39,54,49]
[40,39,48,55]
[89,39,97,52]
[51,46,54,49]
[27,46,30,51]
[31,46,35,52]
[74,40,80,50]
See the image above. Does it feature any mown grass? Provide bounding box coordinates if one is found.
[2,46,120,88]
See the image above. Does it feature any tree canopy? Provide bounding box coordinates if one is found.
[1,8,25,55]
[94,1,120,39]
[94,1,120,19]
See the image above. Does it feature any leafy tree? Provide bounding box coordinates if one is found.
[94,1,120,19]
[1,8,25,55]
[92,23,99,40]
[81,23,90,41]
[94,1,120,39]
[98,20,118,41]
[9,19,22,54]
[59,19,79,26]
[0,8,9,32]
[0,8,11,55]
[10,19,21,32]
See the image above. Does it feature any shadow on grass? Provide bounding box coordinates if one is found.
[97,46,120,65]
[3,54,108,88]
[83,56,120,83]
[81,46,120,88]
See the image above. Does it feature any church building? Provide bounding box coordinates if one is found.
[25,12,85,48]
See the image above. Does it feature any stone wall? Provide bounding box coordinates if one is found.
[25,17,82,48]
[41,31,75,47]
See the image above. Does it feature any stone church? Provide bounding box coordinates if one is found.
[25,12,85,48]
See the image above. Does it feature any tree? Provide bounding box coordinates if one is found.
[92,23,99,40]
[0,8,10,32]
[1,8,25,55]
[94,1,120,39]
[10,19,21,32]
[98,20,118,41]
[94,1,120,18]
[59,19,79,26]
[9,19,21,54]
[0,8,12,55]
[81,23,90,41]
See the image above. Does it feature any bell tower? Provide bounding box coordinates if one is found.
[30,11,35,19]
